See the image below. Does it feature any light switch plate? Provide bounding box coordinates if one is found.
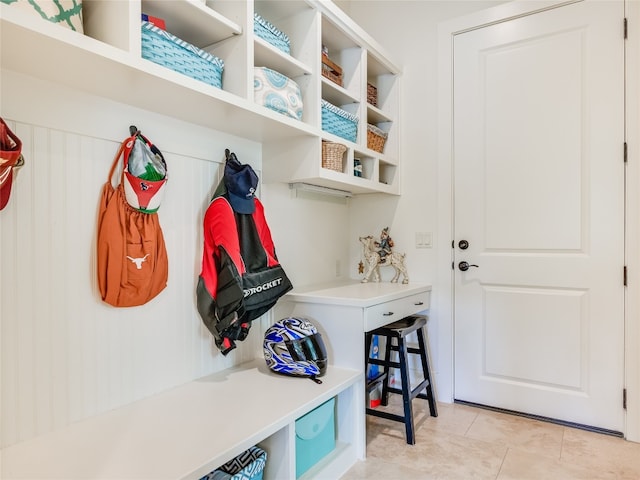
[415,232,432,248]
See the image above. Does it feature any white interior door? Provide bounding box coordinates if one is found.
[453,0,625,432]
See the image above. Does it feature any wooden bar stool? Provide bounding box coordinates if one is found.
[365,314,438,444]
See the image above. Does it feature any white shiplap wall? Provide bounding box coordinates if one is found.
[0,72,268,447]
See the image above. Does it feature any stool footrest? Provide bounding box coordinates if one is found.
[410,378,431,398]
[369,358,401,369]
[365,408,407,424]
[387,345,424,356]
[367,358,398,368]
[386,378,430,400]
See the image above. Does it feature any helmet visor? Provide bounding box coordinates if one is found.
[285,332,328,375]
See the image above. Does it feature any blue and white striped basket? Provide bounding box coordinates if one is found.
[141,21,224,88]
[253,12,290,55]
[321,99,358,143]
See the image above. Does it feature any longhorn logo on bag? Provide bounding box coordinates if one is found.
[127,254,149,270]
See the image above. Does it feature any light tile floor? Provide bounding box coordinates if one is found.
[340,398,640,479]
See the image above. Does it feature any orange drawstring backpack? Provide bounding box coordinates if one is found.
[97,127,168,307]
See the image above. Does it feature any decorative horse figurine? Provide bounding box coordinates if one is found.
[359,235,409,284]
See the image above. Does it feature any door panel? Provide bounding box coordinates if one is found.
[483,286,586,389]
[453,0,624,431]
[484,29,584,252]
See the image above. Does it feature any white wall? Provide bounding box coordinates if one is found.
[344,0,640,443]
[261,183,351,287]
[342,0,505,401]
[0,69,350,447]
[0,71,255,447]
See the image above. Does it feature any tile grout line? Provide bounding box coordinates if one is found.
[494,446,510,480]
[463,410,480,437]
[559,426,566,461]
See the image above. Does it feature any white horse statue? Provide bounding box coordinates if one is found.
[359,235,409,284]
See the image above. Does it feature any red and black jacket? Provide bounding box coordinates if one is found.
[196,186,292,355]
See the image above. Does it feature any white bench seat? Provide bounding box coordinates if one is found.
[1,360,361,480]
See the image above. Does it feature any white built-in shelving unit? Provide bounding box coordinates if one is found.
[0,0,403,477]
[0,0,401,194]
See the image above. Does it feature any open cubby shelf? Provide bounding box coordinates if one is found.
[1,0,400,195]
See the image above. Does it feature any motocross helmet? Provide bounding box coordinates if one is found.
[264,317,328,379]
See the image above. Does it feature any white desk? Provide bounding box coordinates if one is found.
[275,281,432,460]
[276,281,432,371]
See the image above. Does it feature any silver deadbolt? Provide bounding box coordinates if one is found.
[458,240,469,250]
[458,261,479,272]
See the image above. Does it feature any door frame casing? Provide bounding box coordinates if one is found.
[436,0,638,441]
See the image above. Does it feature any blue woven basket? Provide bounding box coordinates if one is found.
[254,13,290,55]
[141,21,224,88]
[321,100,358,143]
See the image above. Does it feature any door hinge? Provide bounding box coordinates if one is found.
[624,266,628,286]
[623,388,627,410]
[624,142,628,163]
[625,18,628,40]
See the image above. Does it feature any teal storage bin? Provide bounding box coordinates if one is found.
[254,12,290,55]
[141,21,224,89]
[321,100,358,143]
[295,397,336,478]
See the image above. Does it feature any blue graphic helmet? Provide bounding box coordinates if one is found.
[263,317,328,379]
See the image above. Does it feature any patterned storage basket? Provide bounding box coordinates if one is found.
[254,67,303,120]
[254,12,290,55]
[367,123,388,153]
[321,100,358,143]
[1,0,83,32]
[141,21,224,88]
[201,446,267,480]
[322,141,347,172]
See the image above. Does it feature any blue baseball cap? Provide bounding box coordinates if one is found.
[224,156,258,214]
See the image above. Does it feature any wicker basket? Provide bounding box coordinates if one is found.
[367,83,378,107]
[322,142,347,172]
[141,21,224,88]
[367,124,388,153]
[321,56,343,87]
[322,65,343,87]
